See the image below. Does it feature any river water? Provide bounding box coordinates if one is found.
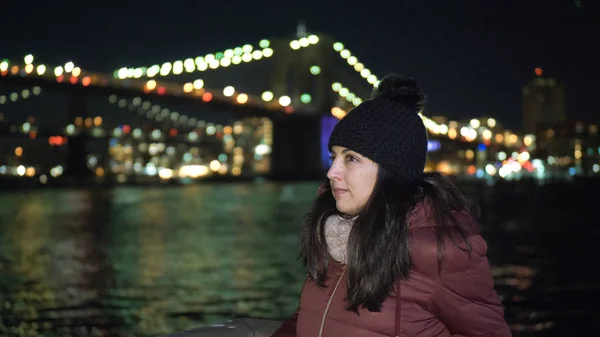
[0,181,598,336]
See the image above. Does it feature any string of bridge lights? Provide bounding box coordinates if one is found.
[2,41,386,115]
[0,86,43,132]
[105,94,268,145]
[107,94,206,132]
[325,42,450,135]
[115,39,275,80]
[0,86,42,105]
[116,35,358,111]
[1,55,92,88]
[332,42,380,87]
[0,55,289,113]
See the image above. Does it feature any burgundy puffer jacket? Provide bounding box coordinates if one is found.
[271,203,512,337]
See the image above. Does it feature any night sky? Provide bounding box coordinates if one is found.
[1,0,598,129]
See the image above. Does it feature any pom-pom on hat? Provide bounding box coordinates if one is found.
[328,74,428,180]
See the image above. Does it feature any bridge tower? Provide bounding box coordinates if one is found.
[265,25,338,179]
[269,28,338,116]
[63,87,95,182]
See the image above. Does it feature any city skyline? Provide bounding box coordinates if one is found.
[1,0,599,129]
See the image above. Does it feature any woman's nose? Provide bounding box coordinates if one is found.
[327,161,341,181]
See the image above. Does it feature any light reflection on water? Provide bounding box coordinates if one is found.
[0,181,598,336]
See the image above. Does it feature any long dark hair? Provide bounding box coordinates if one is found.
[300,169,478,313]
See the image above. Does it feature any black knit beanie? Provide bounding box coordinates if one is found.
[328,74,428,181]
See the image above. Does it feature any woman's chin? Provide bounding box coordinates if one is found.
[335,202,359,217]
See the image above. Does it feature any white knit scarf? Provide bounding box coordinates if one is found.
[324,214,356,264]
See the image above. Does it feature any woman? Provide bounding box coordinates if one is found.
[271,74,512,337]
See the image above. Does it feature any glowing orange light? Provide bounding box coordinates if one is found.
[534,67,543,76]
[70,76,78,84]
[56,75,64,83]
[157,87,166,95]
[467,165,477,175]
[202,92,213,102]
[122,125,131,134]
[82,76,91,86]
[168,128,178,137]
[331,107,347,119]
[1,70,7,76]
[285,106,294,114]
[29,131,37,139]
[49,136,67,146]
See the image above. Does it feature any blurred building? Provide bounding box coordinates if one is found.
[106,116,273,183]
[535,119,600,178]
[423,116,535,180]
[522,68,566,133]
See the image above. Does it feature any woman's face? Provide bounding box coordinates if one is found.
[327,146,379,216]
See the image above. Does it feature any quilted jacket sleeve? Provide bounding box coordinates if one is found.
[269,309,298,337]
[430,234,512,337]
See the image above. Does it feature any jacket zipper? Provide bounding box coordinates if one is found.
[318,265,347,337]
